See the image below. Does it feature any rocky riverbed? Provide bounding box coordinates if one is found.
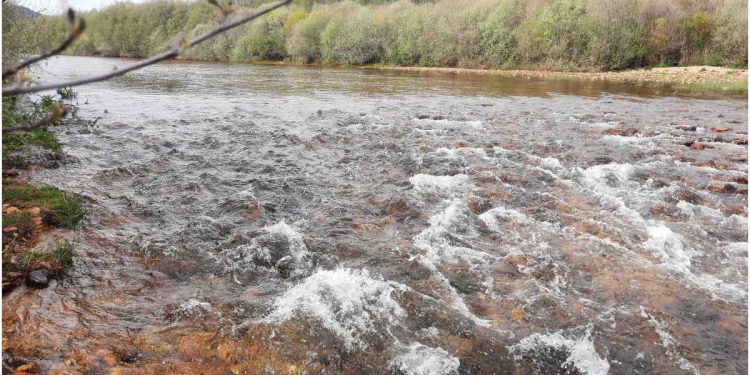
[2,56,747,374]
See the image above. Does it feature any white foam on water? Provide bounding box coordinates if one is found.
[510,325,610,375]
[413,199,492,266]
[643,225,693,270]
[410,174,469,196]
[215,220,313,277]
[389,343,460,375]
[264,268,407,350]
[479,206,534,231]
[540,156,565,171]
[433,147,489,160]
[640,307,701,375]
[412,118,483,129]
[576,163,747,303]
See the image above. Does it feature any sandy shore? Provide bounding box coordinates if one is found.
[369,65,748,92]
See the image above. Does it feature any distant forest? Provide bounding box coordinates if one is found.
[6,0,748,71]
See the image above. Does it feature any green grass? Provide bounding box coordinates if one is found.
[53,239,74,269]
[672,79,749,93]
[15,239,74,271]
[2,212,33,227]
[3,185,84,228]
[3,130,61,151]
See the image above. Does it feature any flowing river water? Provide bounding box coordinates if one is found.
[3,56,748,374]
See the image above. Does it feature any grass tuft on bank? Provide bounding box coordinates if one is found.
[3,184,84,229]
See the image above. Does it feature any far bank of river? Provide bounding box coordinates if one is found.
[365,65,748,95]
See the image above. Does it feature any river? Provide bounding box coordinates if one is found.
[3,55,748,374]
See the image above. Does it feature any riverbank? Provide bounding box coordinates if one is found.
[367,65,749,94]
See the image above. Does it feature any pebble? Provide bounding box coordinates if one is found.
[25,269,50,288]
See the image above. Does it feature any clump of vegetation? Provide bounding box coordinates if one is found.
[3,184,84,229]
[23,0,749,71]
[1,87,77,168]
[10,239,75,273]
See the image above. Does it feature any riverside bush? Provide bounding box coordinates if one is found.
[25,0,748,70]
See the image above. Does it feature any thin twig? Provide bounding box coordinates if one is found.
[2,0,291,97]
[2,9,84,80]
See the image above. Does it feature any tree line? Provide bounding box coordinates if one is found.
[16,0,749,71]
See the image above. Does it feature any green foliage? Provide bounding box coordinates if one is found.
[682,11,714,63]
[587,0,647,70]
[320,5,386,64]
[52,239,75,270]
[15,239,75,272]
[3,185,84,229]
[3,131,61,152]
[2,212,33,228]
[479,0,523,68]
[16,0,749,71]
[517,0,596,69]
[232,11,290,62]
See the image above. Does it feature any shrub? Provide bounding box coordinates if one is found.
[711,0,748,67]
[517,0,596,69]
[320,6,386,64]
[587,0,647,70]
[287,8,333,63]
[232,12,289,62]
[480,0,524,68]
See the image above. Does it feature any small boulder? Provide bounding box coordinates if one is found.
[676,125,697,131]
[709,183,736,193]
[734,176,748,184]
[734,137,748,145]
[25,269,50,288]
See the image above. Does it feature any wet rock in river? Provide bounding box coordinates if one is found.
[25,269,50,288]
[711,127,730,132]
[591,156,613,165]
[386,197,421,220]
[254,232,292,266]
[685,141,705,150]
[676,125,697,131]
[709,183,736,193]
[734,136,748,145]
[734,176,748,184]
[670,189,703,204]
[468,197,493,214]
[448,272,484,295]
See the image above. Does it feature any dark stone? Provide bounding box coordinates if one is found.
[115,348,141,364]
[255,232,291,265]
[448,273,484,295]
[591,156,613,165]
[25,269,50,288]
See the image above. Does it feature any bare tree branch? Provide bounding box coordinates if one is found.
[2,0,291,97]
[2,9,84,80]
